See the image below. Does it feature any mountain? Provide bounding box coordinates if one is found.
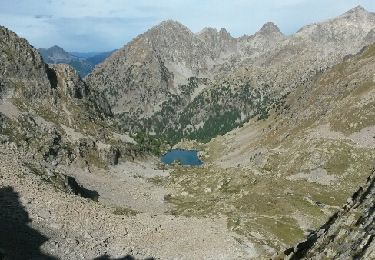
[0,24,249,259]
[38,46,113,77]
[86,6,375,255]
[1,5,375,259]
[86,6,375,143]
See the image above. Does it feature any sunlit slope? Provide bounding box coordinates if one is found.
[159,43,375,253]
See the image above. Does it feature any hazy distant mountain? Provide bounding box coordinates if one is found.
[38,46,114,77]
[86,51,115,65]
[69,51,103,59]
[70,50,115,60]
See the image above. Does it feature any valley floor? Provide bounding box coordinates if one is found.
[0,145,256,259]
[61,158,172,214]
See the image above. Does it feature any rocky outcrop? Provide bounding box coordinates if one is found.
[0,26,52,101]
[197,27,237,58]
[0,25,111,120]
[65,176,99,201]
[284,169,375,259]
[49,64,112,117]
[50,64,89,99]
[105,146,121,165]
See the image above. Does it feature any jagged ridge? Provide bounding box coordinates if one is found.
[86,6,375,143]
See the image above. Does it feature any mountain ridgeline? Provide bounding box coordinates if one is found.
[86,6,375,144]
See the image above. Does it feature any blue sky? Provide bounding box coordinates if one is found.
[0,0,374,52]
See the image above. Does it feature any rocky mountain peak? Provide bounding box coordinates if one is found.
[256,22,283,37]
[295,5,374,45]
[87,6,375,122]
[39,45,71,63]
[345,5,368,15]
[198,27,218,35]
[148,19,193,36]
[198,27,233,40]
[49,45,65,52]
[160,19,185,27]
[340,5,373,21]
[137,19,199,56]
[219,28,231,37]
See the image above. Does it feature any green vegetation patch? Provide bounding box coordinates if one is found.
[112,206,139,216]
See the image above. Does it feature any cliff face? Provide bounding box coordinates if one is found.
[284,169,375,259]
[48,63,112,119]
[0,26,52,101]
[0,25,110,120]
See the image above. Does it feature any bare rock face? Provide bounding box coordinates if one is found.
[85,35,172,116]
[0,26,52,101]
[0,28,112,124]
[293,5,375,53]
[48,64,112,117]
[143,20,211,71]
[0,26,110,118]
[85,20,240,117]
[284,170,375,259]
[50,64,89,99]
[236,21,285,60]
[364,28,375,43]
[197,27,237,58]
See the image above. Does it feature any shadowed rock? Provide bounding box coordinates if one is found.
[0,186,57,259]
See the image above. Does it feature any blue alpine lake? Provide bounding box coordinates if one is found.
[160,149,203,166]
